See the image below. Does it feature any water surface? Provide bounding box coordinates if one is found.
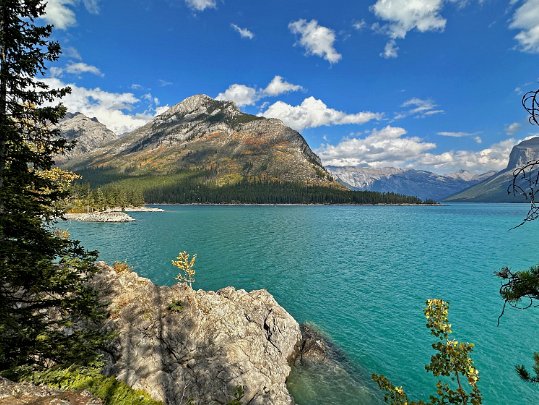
[64,204,539,404]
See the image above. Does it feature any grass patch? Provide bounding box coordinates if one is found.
[26,366,162,405]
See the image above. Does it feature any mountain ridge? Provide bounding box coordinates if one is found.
[327,166,496,201]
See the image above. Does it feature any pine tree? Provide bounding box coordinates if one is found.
[0,1,107,373]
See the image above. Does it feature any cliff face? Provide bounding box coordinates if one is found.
[94,263,301,405]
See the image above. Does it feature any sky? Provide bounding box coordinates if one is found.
[38,0,539,174]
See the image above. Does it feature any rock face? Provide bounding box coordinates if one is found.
[56,112,119,163]
[327,166,495,201]
[447,137,539,202]
[0,377,102,405]
[64,95,337,188]
[93,263,301,405]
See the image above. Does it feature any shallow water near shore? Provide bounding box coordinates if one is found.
[64,203,539,404]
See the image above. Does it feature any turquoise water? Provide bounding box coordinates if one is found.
[63,204,539,404]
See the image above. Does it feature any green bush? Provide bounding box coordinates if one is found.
[27,366,162,405]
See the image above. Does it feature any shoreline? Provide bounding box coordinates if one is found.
[148,202,442,207]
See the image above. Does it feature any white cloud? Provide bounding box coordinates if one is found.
[317,126,436,167]
[216,84,259,106]
[371,0,446,39]
[231,24,255,39]
[396,98,444,119]
[353,19,366,30]
[50,67,64,78]
[437,131,471,137]
[510,0,539,53]
[506,122,522,135]
[381,39,399,58]
[260,97,382,131]
[83,0,100,14]
[317,125,516,174]
[474,136,482,144]
[216,76,303,106]
[65,62,104,77]
[289,19,342,63]
[43,0,77,30]
[371,0,446,58]
[42,78,157,134]
[263,76,303,96]
[415,139,516,173]
[63,47,82,60]
[185,0,216,11]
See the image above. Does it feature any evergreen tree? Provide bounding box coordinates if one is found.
[0,1,107,373]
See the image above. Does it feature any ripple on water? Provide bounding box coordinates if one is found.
[64,204,539,404]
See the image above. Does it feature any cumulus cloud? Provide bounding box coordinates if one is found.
[260,97,382,131]
[263,76,303,96]
[231,24,255,39]
[316,126,436,167]
[41,78,158,134]
[185,0,216,11]
[43,0,100,29]
[216,84,259,106]
[415,139,516,173]
[371,0,446,58]
[216,76,303,106]
[289,19,342,63]
[396,98,444,119]
[65,62,104,76]
[317,125,516,174]
[510,0,539,53]
[43,0,77,30]
[506,122,522,135]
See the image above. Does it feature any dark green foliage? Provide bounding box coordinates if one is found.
[26,366,162,405]
[167,301,184,312]
[496,265,539,382]
[0,1,107,373]
[74,168,427,205]
[69,183,145,212]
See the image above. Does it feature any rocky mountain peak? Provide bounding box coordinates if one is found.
[507,136,539,169]
[162,94,241,121]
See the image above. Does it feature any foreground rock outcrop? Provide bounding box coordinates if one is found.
[94,263,302,405]
[0,377,101,405]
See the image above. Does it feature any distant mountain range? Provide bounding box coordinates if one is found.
[446,137,539,202]
[327,166,496,201]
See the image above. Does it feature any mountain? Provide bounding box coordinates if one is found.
[64,94,335,187]
[446,137,539,202]
[327,166,495,201]
[55,112,119,163]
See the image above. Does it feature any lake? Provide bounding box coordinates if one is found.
[64,204,539,404]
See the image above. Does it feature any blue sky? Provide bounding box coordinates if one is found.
[40,0,539,174]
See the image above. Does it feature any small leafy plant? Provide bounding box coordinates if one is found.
[372,299,481,405]
[172,251,197,287]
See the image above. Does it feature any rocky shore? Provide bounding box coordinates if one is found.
[64,212,135,222]
[93,263,302,405]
